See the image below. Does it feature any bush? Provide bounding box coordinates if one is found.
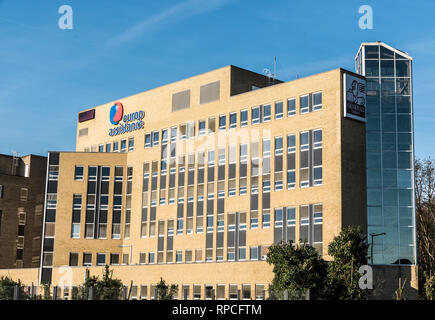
[425,275,435,300]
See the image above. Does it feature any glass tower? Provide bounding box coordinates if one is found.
[355,42,416,265]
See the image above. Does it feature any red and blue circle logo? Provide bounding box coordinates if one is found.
[110,102,123,125]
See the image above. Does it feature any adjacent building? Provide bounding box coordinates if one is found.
[0,154,47,269]
[355,42,416,265]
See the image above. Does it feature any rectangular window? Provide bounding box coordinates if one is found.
[121,139,126,152]
[275,101,283,119]
[99,144,104,152]
[69,253,78,266]
[287,98,296,117]
[252,107,260,125]
[110,253,119,265]
[208,117,216,134]
[250,211,258,229]
[128,137,134,152]
[170,127,177,142]
[300,95,309,114]
[262,104,271,122]
[113,141,119,152]
[106,143,111,152]
[176,251,182,263]
[187,121,195,139]
[148,252,155,264]
[262,210,270,228]
[219,115,226,131]
[240,109,248,127]
[313,129,323,186]
[152,131,159,146]
[313,92,322,111]
[250,246,258,260]
[199,120,206,136]
[83,253,92,266]
[229,112,237,129]
[145,133,151,148]
[96,253,106,266]
[159,129,167,145]
[74,166,84,180]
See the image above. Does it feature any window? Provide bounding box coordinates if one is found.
[170,127,177,142]
[139,253,147,264]
[262,210,270,228]
[262,104,271,122]
[128,137,134,151]
[48,165,59,180]
[162,129,168,144]
[300,95,309,114]
[83,253,92,266]
[98,144,104,152]
[313,92,322,111]
[250,211,258,229]
[187,121,195,139]
[199,120,206,136]
[229,285,238,300]
[208,117,216,134]
[110,253,119,265]
[145,133,151,148]
[250,246,258,260]
[219,115,226,131]
[229,112,237,129]
[252,107,260,124]
[69,253,78,266]
[242,285,251,300]
[287,134,296,189]
[152,131,159,146]
[113,141,119,152]
[193,285,201,300]
[176,251,182,263]
[121,139,126,152]
[287,98,296,117]
[313,129,323,186]
[148,252,155,264]
[71,223,80,239]
[106,143,111,152]
[74,166,84,180]
[96,253,106,266]
[240,109,248,127]
[274,208,283,227]
[275,101,283,119]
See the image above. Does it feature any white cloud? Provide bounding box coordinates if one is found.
[108,0,231,47]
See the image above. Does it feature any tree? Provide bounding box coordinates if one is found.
[156,277,178,300]
[326,226,369,300]
[0,276,21,300]
[73,265,123,300]
[415,158,435,299]
[266,241,327,299]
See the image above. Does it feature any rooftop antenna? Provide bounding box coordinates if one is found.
[263,56,277,86]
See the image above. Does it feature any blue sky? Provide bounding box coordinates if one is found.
[0,0,434,158]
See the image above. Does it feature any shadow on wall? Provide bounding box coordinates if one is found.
[369,265,419,300]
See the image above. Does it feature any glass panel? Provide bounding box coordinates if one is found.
[396,60,410,77]
[380,60,394,77]
[365,60,379,77]
[367,96,380,114]
[365,45,379,59]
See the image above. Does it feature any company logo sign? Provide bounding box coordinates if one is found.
[109,102,145,136]
[343,73,366,122]
[110,102,124,125]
